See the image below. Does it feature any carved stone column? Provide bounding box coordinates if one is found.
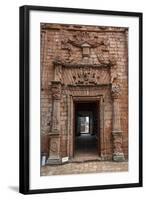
[111,83,125,161]
[47,81,62,164]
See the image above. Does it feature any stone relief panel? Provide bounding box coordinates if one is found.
[58,30,114,65]
[62,67,110,86]
[72,69,98,85]
[49,137,60,158]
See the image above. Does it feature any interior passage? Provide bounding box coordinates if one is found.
[74,101,100,161]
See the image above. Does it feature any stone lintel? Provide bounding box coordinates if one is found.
[67,83,111,87]
[62,63,111,68]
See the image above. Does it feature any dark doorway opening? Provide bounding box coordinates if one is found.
[73,101,100,161]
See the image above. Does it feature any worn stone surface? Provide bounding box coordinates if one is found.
[41,161,128,176]
[40,23,128,166]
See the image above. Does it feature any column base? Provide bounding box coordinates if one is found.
[47,157,62,165]
[113,153,125,162]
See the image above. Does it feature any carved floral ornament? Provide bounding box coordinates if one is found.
[72,69,99,85]
[111,82,121,98]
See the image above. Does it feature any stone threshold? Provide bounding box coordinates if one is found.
[70,158,102,163]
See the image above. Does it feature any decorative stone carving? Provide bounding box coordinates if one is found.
[53,60,110,68]
[51,81,61,132]
[52,114,59,132]
[61,35,74,62]
[68,31,103,48]
[81,42,91,58]
[51,81,61,100]
[72,69,98,85]
[47,136,61,164]
[110,70,118,83]
[112,132,125,161]
[47,81,61,164]
[111,82,121,99]
[109,55,117,66]
[60,31,112,64]
[50,141,58,153]
[112,132,123,154]
[111,80,125,161]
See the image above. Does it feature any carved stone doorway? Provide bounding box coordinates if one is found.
[73,101,100,161]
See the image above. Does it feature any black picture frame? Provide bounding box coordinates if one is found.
[19,5,143,194]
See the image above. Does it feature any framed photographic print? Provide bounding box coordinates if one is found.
[19,5,143,194]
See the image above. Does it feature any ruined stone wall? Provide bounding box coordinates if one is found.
[40,23,128,161]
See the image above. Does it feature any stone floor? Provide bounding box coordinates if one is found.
[74,134,99,162]
[41,161,128,176]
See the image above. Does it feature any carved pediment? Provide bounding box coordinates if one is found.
[67,31,103,48]
[60,30,113,65]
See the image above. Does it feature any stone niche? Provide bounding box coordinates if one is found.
[40,23,128,164]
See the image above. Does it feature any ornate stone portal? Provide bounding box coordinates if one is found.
[41,24,128,164]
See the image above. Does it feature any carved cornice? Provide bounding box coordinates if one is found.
[67,83,111,87]
[53,59,112,69]
[41,24,128,33]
